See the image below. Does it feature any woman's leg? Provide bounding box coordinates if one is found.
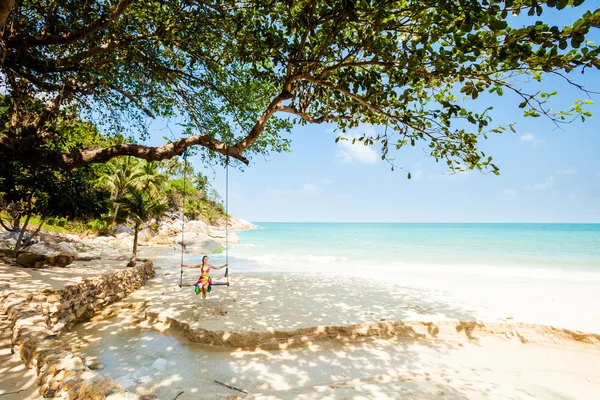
[202,281,209,299]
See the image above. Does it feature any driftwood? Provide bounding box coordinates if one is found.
[214,380,249,395]
[172,391,184,400]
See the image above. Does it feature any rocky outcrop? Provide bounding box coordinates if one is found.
[16,253,75,268]
[1,261,154,399]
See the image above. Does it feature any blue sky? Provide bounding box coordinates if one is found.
[146,5,600,223]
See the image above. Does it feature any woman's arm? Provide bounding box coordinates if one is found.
[209,263,228,270]
[182,264,200,268]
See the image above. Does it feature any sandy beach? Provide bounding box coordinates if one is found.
[52,253,600,399]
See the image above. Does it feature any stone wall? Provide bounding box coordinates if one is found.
[0,261,154,399]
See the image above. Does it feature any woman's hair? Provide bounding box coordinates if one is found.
[202,255,208,263]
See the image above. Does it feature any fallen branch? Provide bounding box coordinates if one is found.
[214,380,249,395]
[172,391,184,400]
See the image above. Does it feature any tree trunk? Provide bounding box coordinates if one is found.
[112,203,120,224]
[12,212,31,257]
[131,221,139,262]
[12,193,33,257]
[24,215,47,247]
[12,214,20,231]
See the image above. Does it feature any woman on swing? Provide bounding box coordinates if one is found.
[185,255,227,299]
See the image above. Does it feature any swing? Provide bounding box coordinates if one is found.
[178,150,230,289]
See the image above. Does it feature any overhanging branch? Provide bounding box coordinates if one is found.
[1,135,249,170]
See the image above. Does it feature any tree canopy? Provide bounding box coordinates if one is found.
[0,0,598,173]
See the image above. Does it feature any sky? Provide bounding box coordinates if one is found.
[145,4,600,223]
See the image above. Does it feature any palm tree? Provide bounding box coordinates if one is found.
[193,172,210,194]
[139,161,168,196]
[116,186,168,262]
[99,157,144,223]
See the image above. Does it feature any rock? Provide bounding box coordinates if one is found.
[114,225,134,235]
[158,222,181,237]
[88,361,106,371]
[17,252,49,268]
[50,255,75,268]
[1,237,16,249]
[80,378,124,400]
[115,375,136,389]
[47,294,60,303]
[76,254,102,261]
[136,375,152,384]
[29,243,59,256]
[151,358,167,371]
[57,242,78,257]
[148,235,173,245]
[137,228,155,242]
[17,252,74,268]
[186,238,224,254]
[0,231,18,249]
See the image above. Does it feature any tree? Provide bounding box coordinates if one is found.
[116,186,168,262]
[0,159,110,255]
[193,172,211,193]
[139,161,168,195]
[99,157,144,222]
[0,95,112,254]
[0,1,598,173]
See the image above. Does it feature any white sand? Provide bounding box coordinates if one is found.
[59,255,600,399]
[66,301,600,399]
[3,248,600,399]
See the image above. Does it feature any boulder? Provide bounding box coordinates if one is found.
[28,243,59,256]
[137,228,155,242]
[158,222,181,237]
[186,238,224,254]
[16,252,47,268]
[186,220,209,234]
[57,242,78,257]
[17,253,75,268]
[148,235,173,245]
[0,237,16,250]
[114,225,134,235]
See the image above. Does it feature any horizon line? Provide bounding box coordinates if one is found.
[247,221,600,224]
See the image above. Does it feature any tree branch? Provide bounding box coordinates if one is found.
[12,0,133,47]
[1,134,248,170]
[276,104,351,123]
[229,89,293,156]
[109,85,156,118]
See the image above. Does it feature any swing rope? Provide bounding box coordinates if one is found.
[178,149,230,288]
[179,151,188,288]
[224,150,230,285]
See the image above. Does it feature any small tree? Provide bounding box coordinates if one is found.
[116,186,168,262]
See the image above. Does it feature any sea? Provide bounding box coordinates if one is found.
[189,223,600,283]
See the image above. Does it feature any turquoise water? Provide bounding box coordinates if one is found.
[208,223,600,280]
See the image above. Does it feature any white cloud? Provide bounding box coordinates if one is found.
[302,183,317,193]
[413,170,424,180]
[503,188,518,198]
[335,125,379,164]
[532,176,555,191]
[320,179,332,185]
[519,132,543,146]
[557,167,577,176]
